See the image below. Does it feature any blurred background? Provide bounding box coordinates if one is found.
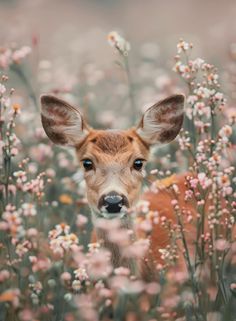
[1,0,236,64]
[1,2,236,320]
[1,0,236,127]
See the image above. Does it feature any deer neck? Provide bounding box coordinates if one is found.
[92,211,138,275]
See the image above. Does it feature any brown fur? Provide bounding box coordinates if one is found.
[89,131,132,154]
[143,174,195,265]
[40,93,186,280]
[75,129,150,210]
[41,115,68,145]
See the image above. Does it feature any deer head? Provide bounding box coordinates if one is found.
[41,94,185,219]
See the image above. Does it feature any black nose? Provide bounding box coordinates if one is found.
[98,192,128,213]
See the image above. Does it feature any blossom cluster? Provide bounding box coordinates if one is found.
[0,45,31,69]
[0,37,235,321]
[107,31,131,56]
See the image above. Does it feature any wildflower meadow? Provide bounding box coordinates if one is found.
[0,20,236,321]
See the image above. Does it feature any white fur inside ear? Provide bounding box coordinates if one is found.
[136,95,184,145]
[136,118,172,144]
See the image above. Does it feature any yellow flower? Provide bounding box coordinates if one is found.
[0,290,19,302]
[59,194,73,205]
[12,103,21,113]
[155,174,177,188]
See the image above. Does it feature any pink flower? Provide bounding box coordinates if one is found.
[185,189,193,200]
[29,144,53,163]
[74,267,88,281]
[48,223,79,257]
[110,276,145,294]
[16,241,31,257]
[60,272,72,283]
[0,49,11,68]
[108,228,130,246]
[87,249,112,280]
[197,173,212,189]
[177,40,190,53]
[76,214,88,228]
[230,283,236,290]
[0,84,6,95]
[114,267,130,276]
[215,239,230,251]
[26,228,38,238]
[171,199,178,206]
[18,309,33,321]
[0,270,10,282]
[135,200,150,214]
[99,288,112,299]
[145,282,161,295]
[21,203,37,217]
[10,147,18,156]
[74,294,98,321]
[12,46,31,64]
[219,125,232,140]
[123,239,150,259]
[29,256,51,272]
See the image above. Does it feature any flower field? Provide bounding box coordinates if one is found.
[0,20,236,321]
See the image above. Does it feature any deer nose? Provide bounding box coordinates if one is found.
[99,192,128,214]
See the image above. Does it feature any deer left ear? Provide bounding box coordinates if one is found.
[136,94,185,145]
[40,95,90,146]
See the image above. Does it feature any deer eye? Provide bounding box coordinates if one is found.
[133,159,144,171]
[82,159,94,171]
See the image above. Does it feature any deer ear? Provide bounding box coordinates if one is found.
[40,95,89,146]
[136,94,185,145]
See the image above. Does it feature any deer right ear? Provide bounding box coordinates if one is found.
[136,94,185,145]
[40,95,90,146]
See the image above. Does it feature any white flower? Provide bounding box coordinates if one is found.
[214,92,224,101]
[191,58,204,69]
[219,125,232,139]
[107,31,130,56]
[187,95,198,105]
[135,200,150,214]
[193,102,211,118]
[72,280,81,291]
[177,40,190,53]
[0,84,6,95]
[74,267,88,281]
[197,173,212,189]
[21,203,37,217]
[48,223,79,257]
[88,242,101,253]
[216,173,230,187]
[12,46,31,63]
[55,223,70,236]
[194,87,213,99]
[159,248,170,260]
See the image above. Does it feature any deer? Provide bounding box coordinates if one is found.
[40,93,192,281]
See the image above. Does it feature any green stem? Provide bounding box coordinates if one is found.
[210,107,215,155]
[11,64,38,110]
[4,152,11,205]
[123,56,136,125]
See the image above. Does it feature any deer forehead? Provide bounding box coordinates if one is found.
[76,129,149,162]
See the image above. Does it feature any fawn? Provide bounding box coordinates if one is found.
[40,94,188,280]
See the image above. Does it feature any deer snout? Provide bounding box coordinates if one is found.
[98,192,129,214]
